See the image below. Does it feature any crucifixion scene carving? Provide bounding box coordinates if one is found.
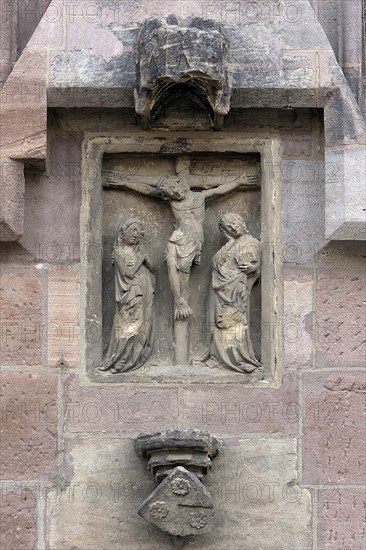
[100,154,261,373]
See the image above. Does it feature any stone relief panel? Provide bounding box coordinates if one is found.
[100,153,261,378]
[82,134,282,385]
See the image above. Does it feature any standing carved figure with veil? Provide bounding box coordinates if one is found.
[99,218,155,373]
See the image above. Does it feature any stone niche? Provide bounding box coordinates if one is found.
[81,134,282,386]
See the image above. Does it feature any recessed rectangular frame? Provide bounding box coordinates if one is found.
[80,133,283,387]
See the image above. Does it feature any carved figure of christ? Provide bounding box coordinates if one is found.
[105,157,249,321]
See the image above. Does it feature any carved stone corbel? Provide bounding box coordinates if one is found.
[136,429,219,538]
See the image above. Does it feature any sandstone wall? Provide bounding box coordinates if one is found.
[1,107,365,549]
[0,1,365,549]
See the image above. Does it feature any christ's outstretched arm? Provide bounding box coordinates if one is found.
[202,174,248,199]
[103,170,161,197]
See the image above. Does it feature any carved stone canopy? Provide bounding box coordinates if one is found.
[134,16,231,129]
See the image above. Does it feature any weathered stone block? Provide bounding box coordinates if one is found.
[27,1,63,50]
[48,437,312,549]
[324,147,366,240]
[48,437,170,549]
[196,439,312,549]
[316,270,366,368]
[65,12,125,61]
[47,265,80,367]
[0,372,58,480]
[318,488,366,549]
[180,374,299,436]
[282,50,317,89]
[324,88,366,148]
[303,371,366,484]
[283,267,313,369]
[135,16,231,128]
[0,267,43,365]
[64,374,179,435]
[336,0,363,65]
[0,50,47,160]
[283,0,330,49]
[0,490,37,549]
[0,158,25,241]
[280,131,313,158]
[20,135,82,262]
[0,0,18,85]
[17,0,53,52]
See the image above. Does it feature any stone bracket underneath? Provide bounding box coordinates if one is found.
[135,429,219,538]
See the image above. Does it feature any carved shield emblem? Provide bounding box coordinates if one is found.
[138,466,214,536]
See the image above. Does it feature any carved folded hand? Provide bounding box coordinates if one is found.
[238,261,257,273]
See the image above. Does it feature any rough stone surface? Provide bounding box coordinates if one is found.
[283,268,313,369]
[4,0,53,58]
[282,160,326,263]
[280,131,314,158]
[303,371,366,484]
[0,158,25,241]
[28,1,64,50]
[0,371,58,480]
[194,438,312,549]
[324,147,366,240]
[0,49,47,160]
[0,0,18,85]
[283,0,330,49]
[318,488,366,549]
[20,135,82,262]
[180,374,300,436]
[65,12,125,61]
[0,267,43,365]
[63,374,179,435]
[47,265,80,367]
[48,437,311,550]
[324,88,366,149]
[0,490,37,549]
[48,437,170,549]
[316,270,366,368]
